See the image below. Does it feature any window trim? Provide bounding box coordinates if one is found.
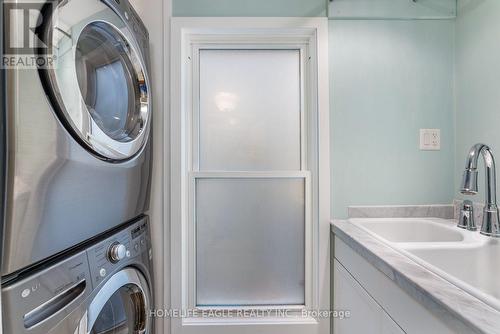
[170,18,330,330]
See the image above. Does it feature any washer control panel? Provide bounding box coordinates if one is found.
[87,217,150,288]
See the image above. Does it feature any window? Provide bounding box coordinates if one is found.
[196,177,306,306]
[192,48,309,307]
[171,19,330,333]
[197,49,301,171]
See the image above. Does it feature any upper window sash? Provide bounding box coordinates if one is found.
[190,44,309,173]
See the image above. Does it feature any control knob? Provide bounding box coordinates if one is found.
[108,243,127,263]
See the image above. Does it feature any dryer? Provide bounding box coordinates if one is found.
[2,217,154,334]
[2,0,152,278]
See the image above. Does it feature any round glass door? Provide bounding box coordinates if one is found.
[75,21,147,143]
[90,283,147,333]
[88,268,151,334]
[43,0,151,160]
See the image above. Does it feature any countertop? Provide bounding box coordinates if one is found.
[332,219,500,334]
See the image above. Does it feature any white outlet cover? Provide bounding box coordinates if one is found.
[420,129,441,150]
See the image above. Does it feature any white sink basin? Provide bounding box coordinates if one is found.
[351,218,465,243]
[348,217,500,311]
[406,242,500,311]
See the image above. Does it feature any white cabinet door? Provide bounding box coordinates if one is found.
[333,260,383,334]
[382,312,406,334]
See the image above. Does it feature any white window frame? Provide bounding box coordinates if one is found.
[171,18,330,333]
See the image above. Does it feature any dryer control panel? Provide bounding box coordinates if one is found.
[87,217,151,288]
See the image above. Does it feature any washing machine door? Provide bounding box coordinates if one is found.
[42,0,150,161]
[87,268,152,334]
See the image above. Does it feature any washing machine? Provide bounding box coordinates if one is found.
[2,216,154,334]
[2,0,152,278]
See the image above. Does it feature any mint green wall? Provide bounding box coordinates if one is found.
[454,0,500,204]
[328,0,456,19]
[330,20,455,218]
[173,0,327,17]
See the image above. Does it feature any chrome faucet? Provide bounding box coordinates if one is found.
[460,143,500,237]
[457,200,476,231]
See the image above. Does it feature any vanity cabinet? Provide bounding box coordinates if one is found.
[382,312,405,334]
[334,260,404,334]
[333,234,467,334]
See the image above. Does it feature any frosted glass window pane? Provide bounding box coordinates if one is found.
[196,178,305,306]
[199,49,301,171]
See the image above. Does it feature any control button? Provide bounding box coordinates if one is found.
[126,250,131,258]
[108,243,127,263]
[134,243,139,251]
[140,239,145,246]
[99,268,107,277]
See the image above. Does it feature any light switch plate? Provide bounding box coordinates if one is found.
[420,129,441,150]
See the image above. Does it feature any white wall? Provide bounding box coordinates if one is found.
[128,0,170,333]
[455,0,500,203]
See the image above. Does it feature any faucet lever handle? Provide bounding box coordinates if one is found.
[458,200,477,231]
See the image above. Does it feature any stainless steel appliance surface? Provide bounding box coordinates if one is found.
[3,0,152,277]
[2,217,154,334]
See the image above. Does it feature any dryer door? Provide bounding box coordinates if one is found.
[87,268,152,334]
[41,0,150,161]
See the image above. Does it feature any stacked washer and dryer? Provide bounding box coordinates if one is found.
[1,0,154,333]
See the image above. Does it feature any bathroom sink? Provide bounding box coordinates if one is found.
[405,241,500,311]
[348,217,500,311]
[351,218,465,243]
